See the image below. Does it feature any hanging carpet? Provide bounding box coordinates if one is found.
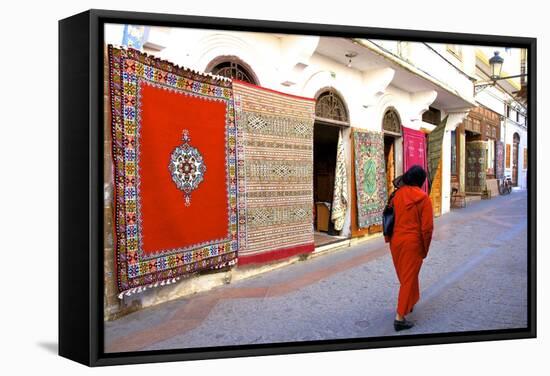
[403,126,428,193]
[466,140,487,193]
[233,80,315,265]
[108,46,238,294]
[427,116,448,191]
[331,129,348,231]
[495,140,505,180]
[352,129,387,229]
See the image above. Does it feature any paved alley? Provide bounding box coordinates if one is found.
[105,190,528,352]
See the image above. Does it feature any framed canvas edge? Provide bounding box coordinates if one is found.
[58,8,537,367]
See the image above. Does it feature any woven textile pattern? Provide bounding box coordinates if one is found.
[233,81,315,263]
[331,129,348,231]
[495,140,505,179]
[108,46,238,293]
[353,129,388,229]
[466,141,487,193]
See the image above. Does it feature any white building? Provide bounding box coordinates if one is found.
[102,23,528,318]
[104,24,527,238]
[473,46,528,189]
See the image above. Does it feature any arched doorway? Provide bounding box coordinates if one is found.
[382,107,403,195]
[205,56,259,84]
[313,89,349,244]
[512,132,520,186]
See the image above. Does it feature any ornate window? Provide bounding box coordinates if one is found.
[513,132,520,144]
[382,108,402,135]
[315,90,349,124]
[209,59,258,84]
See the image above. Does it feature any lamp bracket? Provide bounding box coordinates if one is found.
[474,81,495,94]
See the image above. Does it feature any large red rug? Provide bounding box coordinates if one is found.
[109,46,238,294]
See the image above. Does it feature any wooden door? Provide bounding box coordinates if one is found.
[384,137,395,195]
[403,127,428,193]
[429,158,442,217]
[512,142,519,186]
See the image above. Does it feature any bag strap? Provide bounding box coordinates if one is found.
[387,188,399,207]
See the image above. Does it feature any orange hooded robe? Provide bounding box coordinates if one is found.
[385,185,434,317]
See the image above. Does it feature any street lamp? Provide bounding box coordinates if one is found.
[489,51,504,80]
[474,51,527,94]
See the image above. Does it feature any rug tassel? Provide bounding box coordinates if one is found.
[117,276,182,299]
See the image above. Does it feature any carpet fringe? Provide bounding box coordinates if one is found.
[117,259,238,299]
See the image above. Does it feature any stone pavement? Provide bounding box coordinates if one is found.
[104,190,528,352]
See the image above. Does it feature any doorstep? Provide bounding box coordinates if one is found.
[465,193,482,204]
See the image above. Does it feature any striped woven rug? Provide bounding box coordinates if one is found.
[233,81,315,265]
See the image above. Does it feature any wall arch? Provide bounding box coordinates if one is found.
[382,106,403,136]
[302,70,355,125]
[191,33,266,86]
[374,93,407,131]
[205,55,260,84]
[314,87,350,125]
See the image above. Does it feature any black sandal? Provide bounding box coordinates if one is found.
[394,319,415,332]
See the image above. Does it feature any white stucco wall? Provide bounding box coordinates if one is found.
[105,24,492,227]
[473,67,527,190]
[504,120,528,189]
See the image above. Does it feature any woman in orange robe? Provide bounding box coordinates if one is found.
[385,165,434,331]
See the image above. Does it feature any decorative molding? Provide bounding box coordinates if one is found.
[445,109,471,131]
[410,90,438,121]
[192,33,265,86]
[279,35,320,87]
[361,67,395,107]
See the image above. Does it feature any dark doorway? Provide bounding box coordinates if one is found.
[512,132,520,186]
[384,135,396,196]
[313,122,340,244]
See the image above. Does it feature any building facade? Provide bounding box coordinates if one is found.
[471,46,528,190]
[102,24,527,318]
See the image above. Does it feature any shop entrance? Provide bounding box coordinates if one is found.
[313,89,350,247]
[512,133,520,186]
[384,135,397,195]
[382,108,403,196]
[313,123,340,246]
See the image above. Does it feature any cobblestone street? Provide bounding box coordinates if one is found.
[105,190,528,352]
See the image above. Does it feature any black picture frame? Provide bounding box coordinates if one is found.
[59,9,537,367]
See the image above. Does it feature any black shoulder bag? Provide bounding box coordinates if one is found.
[382,189,399,237]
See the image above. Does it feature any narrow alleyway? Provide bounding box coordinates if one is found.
[105,190,528,352]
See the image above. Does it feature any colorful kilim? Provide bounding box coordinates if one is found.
[466,141,487,193]
[495,140,505,180]
[353,129,388,229]
[233,81,315,264]
[403,126,428,193]
[331,129,348,231]
[108,46,238,293]
[427,116,447,190]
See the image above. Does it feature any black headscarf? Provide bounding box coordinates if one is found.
[401,165,427,188]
